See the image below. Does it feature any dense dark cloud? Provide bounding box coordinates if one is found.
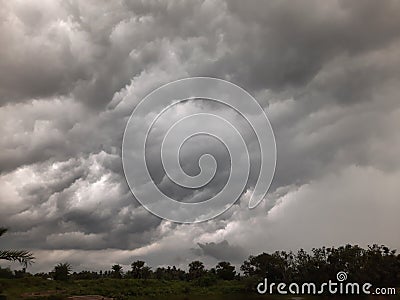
[195,240,247,263]
[0,0,399,273]
[223,0,400,91]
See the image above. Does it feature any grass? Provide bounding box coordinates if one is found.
[1,278,399,300]
[0,277,249,300]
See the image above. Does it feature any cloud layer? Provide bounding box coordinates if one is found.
[1,0,400,273]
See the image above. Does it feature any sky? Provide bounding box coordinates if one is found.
[1,0,400,273]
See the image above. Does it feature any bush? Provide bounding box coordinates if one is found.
[0,268,13,279]
[241,276,261,292]
[194,275,217,287]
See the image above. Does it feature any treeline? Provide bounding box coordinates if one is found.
[241,244,400,286]
[1,244,400,287]
[30,261,237,285]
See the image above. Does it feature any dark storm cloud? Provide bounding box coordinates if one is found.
[0,1,150,107]
[0,0,225,108]
[0,0,400,272]
[2,0,399,108]
[222,0,400,92]
[195,240,247,263]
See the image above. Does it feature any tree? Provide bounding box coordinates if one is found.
[154,266,186,280]
[0,227,35,267]
[241,251,292,281]
[53,263,72,281]
[188,261,205,280]
[131,260,145,277]
[130,260,151,279]
[216,261,236,280]
[111,264,123,279]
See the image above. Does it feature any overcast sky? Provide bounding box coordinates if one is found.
[1,0,400,273]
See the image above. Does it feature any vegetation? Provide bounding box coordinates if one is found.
[0,228,34,268]
[111,264,123,279]
[52,263,72,281]
[240,244,400,286]
[0,243,399,299]
[0,277,245,300]
[215,261,236,280]
[128,261,151,279]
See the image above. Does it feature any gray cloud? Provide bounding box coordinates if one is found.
[195,240,247,263]
[0,0,399,273]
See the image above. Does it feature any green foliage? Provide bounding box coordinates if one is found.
[188,261,205,280]
[111,264,123,279]
[0,244,399,299]
[0,268,13,279]
[128,260,152,279]
[53,263,72,281]
[194,273,217,287]
[0,228,35,267]
[215,261,236,280]
[241,244,400,287]
[13,268,27,279]
[241,251,291,281]
[0,277,247,300]
[70,270,101,280]
[154,266,186,280]
[241,276,260,292]
[0,250,35,268]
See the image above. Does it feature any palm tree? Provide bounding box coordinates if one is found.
[53,262,72,281]
[0,227,35,267]
[111,264,123,278]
